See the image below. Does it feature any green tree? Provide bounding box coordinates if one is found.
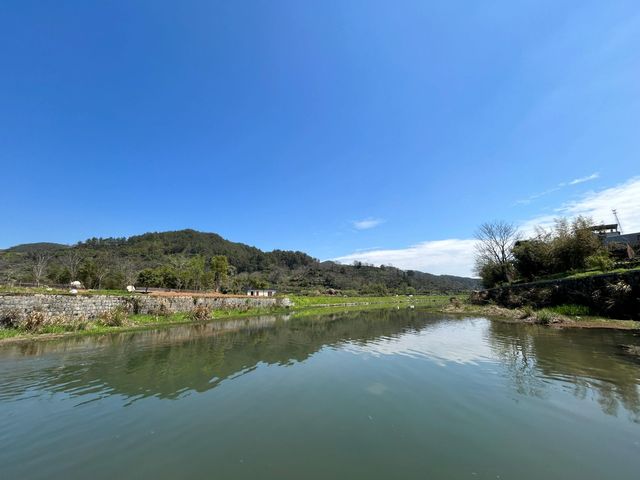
[79,259,98,288]
[550,217,603,272]
[138,268,161,287]
[186,255,207,290]
[210,255,229,292]
[512,236,552,281]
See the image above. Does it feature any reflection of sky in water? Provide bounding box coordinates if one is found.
[1,312,640,480]
[341,318,497,366]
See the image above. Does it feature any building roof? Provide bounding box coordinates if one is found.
[590,224,619,231]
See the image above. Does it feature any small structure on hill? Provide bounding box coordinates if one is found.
[246,289,277,297]
[590,223,621,239]
[591,223,640,248]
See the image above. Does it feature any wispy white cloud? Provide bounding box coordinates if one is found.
[336,177,640,278]
[516,172,599,205]
[522,176,640,234]
[334,239,477,277]
[515,187,561,205]
[568,172,600,185]
[352,218,385,230]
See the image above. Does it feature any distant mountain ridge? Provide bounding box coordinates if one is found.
[0,229,480,293]
[3,242,69,253]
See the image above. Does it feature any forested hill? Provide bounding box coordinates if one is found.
[0,229,480,294]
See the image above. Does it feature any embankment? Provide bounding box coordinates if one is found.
[472,270,640,319]
[0,293,289,325]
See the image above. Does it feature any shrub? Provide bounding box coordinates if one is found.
[126,297,142,315]
[586,252,614,272]
[535,309,556,325]
[22,310,47,332]
[187,304,212,322]
[98,307,129,327]
[60,317,88,332]
[149,299,172,316]
[37,316,88,333]
[0,309,21,329]
[520,305,534,319]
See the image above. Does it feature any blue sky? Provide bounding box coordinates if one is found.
[1,1,639,276]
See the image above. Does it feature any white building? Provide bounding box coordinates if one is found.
[246,289,277,297]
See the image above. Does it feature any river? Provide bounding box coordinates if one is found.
[1,308,639,479]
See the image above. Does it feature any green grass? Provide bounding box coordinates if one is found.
[565,265,640,279]
[547,304,592,316]
[510,264,640,285]
[2,293,638,343]
[288,294,453,308]
[0,294,460,343]
[0,328,22,339]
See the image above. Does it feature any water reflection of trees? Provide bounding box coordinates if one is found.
[0,308,438,401]
[484,322,546,398]
[486,322,640,421]
[1,310,639,420]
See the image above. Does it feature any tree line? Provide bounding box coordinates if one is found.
[0,229,480,294]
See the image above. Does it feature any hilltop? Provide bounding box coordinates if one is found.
[0,229,480,294]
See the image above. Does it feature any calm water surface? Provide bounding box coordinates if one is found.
[1,309,640,479]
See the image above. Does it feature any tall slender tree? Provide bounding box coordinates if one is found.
[211,255,229,292]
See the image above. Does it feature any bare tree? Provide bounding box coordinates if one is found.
[119,258,139,286]
[61,250,83,281]
[93,253,113,290]
[170,255,190,289]
[474,221,519,287]
[30,252,51,287]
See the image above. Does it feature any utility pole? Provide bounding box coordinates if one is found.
[612,209,623,234]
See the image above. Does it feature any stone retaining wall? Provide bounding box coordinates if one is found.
[471,270,640,319]
[0,293,290,325]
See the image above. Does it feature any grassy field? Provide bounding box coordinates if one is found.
[288,294,454,307]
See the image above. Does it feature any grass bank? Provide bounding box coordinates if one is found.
[442,302,640,330]
[0,294,450,343]
[288,294,453,308]
[3,294,636,343]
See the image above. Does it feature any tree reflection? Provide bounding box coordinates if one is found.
[1,309,639,422]
[0,308,437,401]
[487,321,640,421]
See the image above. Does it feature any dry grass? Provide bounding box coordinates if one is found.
[97,307,130,327]
[187,304,212,321]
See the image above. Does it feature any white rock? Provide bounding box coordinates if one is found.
[69,289,78,295]
[126,285,136,292]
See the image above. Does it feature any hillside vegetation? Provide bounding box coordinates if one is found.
[475,217,639,288]
[0,229,479,294]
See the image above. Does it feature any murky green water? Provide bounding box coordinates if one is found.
[1,309,639,479]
